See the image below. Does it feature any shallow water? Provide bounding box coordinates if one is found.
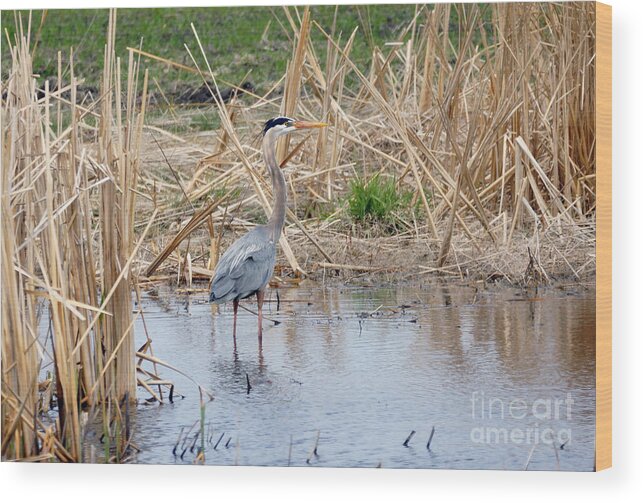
[130,280,596,471]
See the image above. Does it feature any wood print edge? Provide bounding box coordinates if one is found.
[595,0,612,472]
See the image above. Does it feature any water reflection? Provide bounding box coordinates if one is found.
[131,281,595,471]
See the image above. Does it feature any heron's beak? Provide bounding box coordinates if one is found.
[294,120,328,129]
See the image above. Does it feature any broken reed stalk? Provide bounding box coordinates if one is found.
[1,10,153,462]
[277,6,311,164]
[306,430,320,464]
[403,430,416,447]
[144,185,236,277]
[427,426,436,451]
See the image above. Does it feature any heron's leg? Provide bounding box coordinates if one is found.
[232,299,239,342]
[256,290,265,342]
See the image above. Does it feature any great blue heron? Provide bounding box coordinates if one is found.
[209,116,327,341]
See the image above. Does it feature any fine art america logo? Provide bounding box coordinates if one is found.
[470,391,573,446]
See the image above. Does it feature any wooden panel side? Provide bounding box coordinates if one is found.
[595,1,612,472]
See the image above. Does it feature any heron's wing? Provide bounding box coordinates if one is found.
[209,227,276,303]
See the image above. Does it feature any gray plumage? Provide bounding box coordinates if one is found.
[209,225,276,304]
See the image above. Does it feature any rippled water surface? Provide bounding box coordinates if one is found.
[131,281,596,470]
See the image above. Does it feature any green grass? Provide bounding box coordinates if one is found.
[347,174,413,226]
[2,5,420,92]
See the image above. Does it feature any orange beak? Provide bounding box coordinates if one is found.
[293,120,328,129]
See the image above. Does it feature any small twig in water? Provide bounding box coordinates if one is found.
[172,426,184,456]
[246,373,252,394]
[238,303,281,325]
[189,431,200,453]
[552,440,561,470]
[306,430,320,464]
[287,434,292,467]
[213,432,225,450]
[426,426,435,451]
[403,430,416,447]
[524,444,537,470]
[181,420,199,450]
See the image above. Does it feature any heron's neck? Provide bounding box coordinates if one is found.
[262,132,287,241]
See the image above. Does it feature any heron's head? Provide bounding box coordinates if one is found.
[262,116,327,138]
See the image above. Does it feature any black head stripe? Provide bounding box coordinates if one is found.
[263,116,294,135]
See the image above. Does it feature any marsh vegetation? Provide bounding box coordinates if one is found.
[1,3,596,462]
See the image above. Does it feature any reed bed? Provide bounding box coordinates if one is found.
[0,11,199,462]
[2,2,596,462]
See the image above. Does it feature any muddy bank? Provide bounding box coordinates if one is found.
[139,213,595,291]
[293,222,596,287]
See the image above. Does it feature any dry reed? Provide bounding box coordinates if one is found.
[0,10,195,462]
[2,2,598,462]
